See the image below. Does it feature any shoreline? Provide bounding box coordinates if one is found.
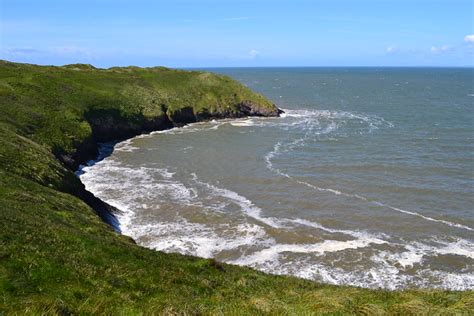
[74,113,283,232]
[78,112,473,292]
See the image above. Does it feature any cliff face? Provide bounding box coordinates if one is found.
[79,101,282,169]
[81,101,282,155]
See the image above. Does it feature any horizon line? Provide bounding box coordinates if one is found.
[2,59,473,70]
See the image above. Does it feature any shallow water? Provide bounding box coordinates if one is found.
[80,68,474,290]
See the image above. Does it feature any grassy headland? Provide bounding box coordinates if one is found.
[0,60,472,314]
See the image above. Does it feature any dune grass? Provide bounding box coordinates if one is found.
[0,60,472,314]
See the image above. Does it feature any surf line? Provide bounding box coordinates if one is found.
[265,142,474,232]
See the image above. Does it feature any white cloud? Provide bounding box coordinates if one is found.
[3,47,41,56]
[219,16,252,21]
[464,34,474,43]
[386,46,397,54]
[184,16,254,23]
[430,45,453,54]
[249,49,260,59]
[182,19,200,22]
[51,46,92,58]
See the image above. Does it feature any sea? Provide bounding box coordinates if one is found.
[80,67,474,290]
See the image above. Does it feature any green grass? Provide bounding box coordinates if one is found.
[0,60,276,167]
[0,60,472,314]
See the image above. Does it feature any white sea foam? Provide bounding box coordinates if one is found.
[229,233,474,290]
[185,174,451,290]
[264,123,474,232]
[293,178,473,231]
[265,108,392,171]
[285,218,389,241]
[376,238,474,270]
[371,201,473,231]
[232,238,386,266]
[435,238,474,259]
[229,118,258,127]
[150,121,227,135]
[114,139,140,152]
[291,258,474,290]
[138,219,270,258]
[81,160,276,257]
[191,173,282,228]
[80,159,195,234]
[279,108,393,132]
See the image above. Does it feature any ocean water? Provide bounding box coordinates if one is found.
[80,68,474,290]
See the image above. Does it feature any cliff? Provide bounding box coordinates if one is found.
[0,60,281,226]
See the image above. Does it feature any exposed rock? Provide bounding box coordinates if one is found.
[168,106,197,125]
[236,100,284,117]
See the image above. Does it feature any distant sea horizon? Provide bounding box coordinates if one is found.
[5,59,474,70]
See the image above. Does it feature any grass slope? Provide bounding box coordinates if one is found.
[0,60,472,314]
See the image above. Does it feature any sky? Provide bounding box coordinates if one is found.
[1,0,473,67]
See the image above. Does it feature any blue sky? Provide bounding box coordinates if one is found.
[1,0,473,67]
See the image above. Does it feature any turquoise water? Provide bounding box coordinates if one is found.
[80,68,473,290]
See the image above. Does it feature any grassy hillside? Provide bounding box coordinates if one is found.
[0,60,278,170]
[0,60,472,314]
